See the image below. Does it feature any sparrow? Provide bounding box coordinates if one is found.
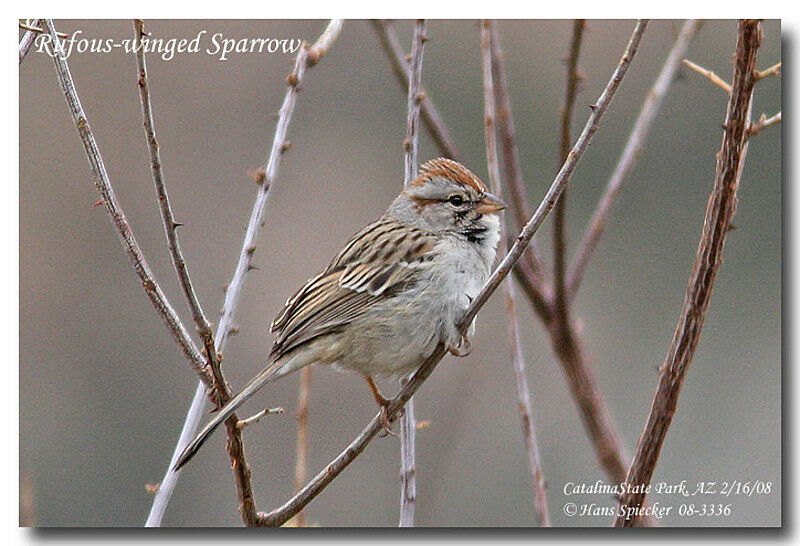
[174,158,505,469]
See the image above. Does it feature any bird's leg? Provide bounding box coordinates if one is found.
[363,375,399,437]
[446,333,472,357]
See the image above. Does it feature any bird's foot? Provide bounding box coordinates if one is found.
[378,402,400,438]
[447,334,472,357]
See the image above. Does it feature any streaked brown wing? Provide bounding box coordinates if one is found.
[269,217,436,360]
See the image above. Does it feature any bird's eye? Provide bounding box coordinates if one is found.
[448,195,465,207]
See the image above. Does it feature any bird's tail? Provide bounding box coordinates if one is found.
[173,359,289,471]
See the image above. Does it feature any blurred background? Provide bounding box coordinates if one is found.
[19,19,781,527]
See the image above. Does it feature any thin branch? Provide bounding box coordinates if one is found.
[39,19,210,389]
[482,20,550,527]
[552,19,586,327]
[398,19,426,528]
[489,21,549,308]
[255,20,647,526]
[755,61,780,81]
[19,19,40,64]
[568,19,701,298]
[292,367,311,526]
[237,406,284,429]
[371,19,460,161]
[682,58,732,94]
[132,19,222,396]
[145,20,343,527]
[613,19,762,527]
[748,111,781,137]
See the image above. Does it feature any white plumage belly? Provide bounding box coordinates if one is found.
[331,239,491,378]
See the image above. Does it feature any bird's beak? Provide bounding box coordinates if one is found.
[474,192,507,215]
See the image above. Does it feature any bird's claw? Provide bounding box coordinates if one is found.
[447,335,472,357]
[378,403,400,438]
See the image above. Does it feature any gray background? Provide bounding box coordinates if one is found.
[19,19,781,527]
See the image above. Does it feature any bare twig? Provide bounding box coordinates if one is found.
[568,20,701,298]
[238,407,284,429]
[482,20,550,527]
[19,19,40,64]
[489,21,549,309]
[39,19,210,388]
[255,20,647,526]
[397,19,426,528]
[613,19,763,527]
[748,111,781,137]
[145,20,343,527]
[371,19,460,161]
[552,19,586,328]
[133,19,222,396]
[755,61,780,81]
[682,58,732,94]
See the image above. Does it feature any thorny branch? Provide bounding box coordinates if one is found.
[371,19,460,161]
[398,18,427,528]
[133,19,222,400]
[568,19,701,298]
[481,19,550,527]
[145,20,343,527]
[253,20,647,526]
[613,19,763,527]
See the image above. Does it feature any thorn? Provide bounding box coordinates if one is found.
[144,483,160,494]
[229,326,240,336]
[222,283,229,293]
[416,420,431,430]
[93,199,104,208]
[172,221,184,229]
[588,103,598,111]
[281,140,292,154]
[728,223,738,232]
[247,264,260,272]
[246,246,257,256]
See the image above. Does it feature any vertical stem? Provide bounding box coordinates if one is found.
[489,21,549,308]
[481,20,550,526]
[552,20,586,324]
[399,19,426,528]
[371,19,460,162]
[293,367,312,526]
